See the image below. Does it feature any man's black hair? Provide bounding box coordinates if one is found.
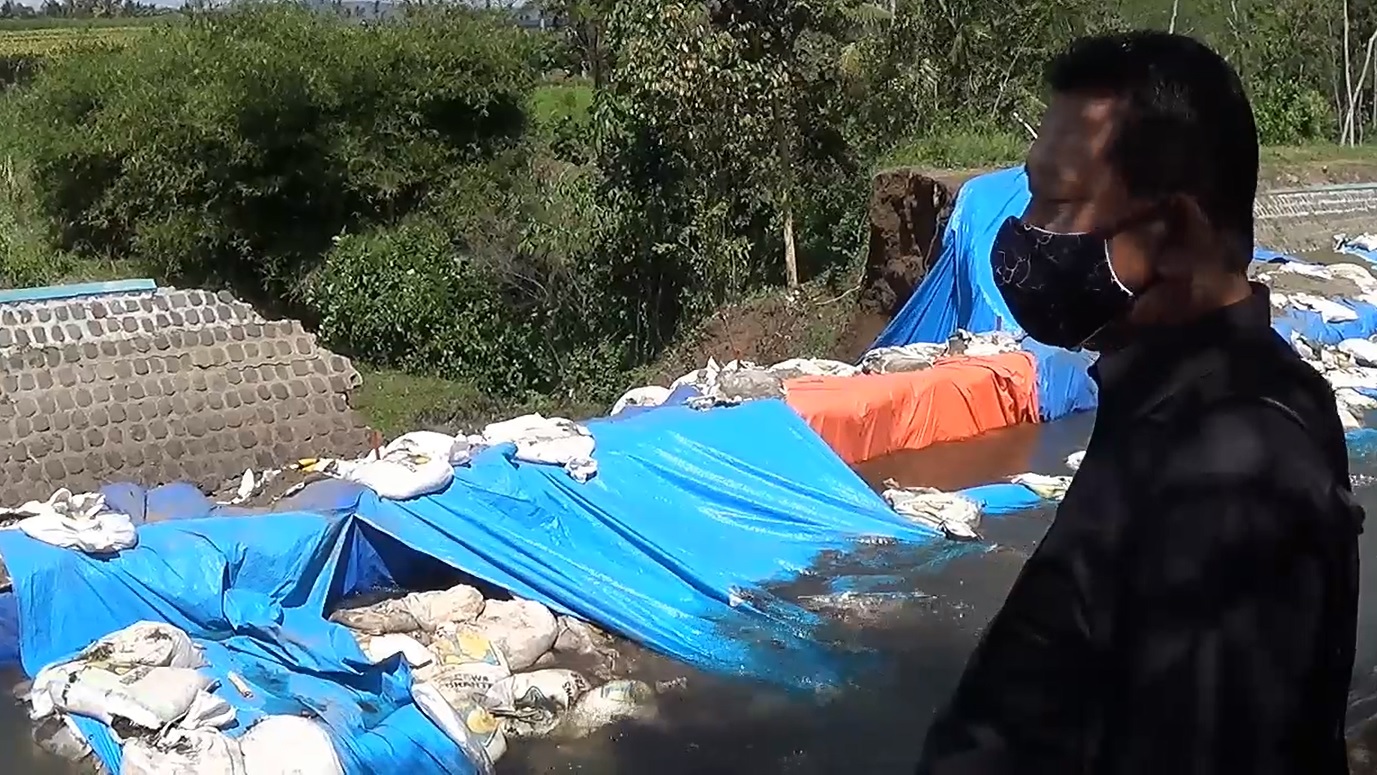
[1046,31,1259,268]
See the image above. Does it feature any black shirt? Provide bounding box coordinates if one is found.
[916,283,1364,775]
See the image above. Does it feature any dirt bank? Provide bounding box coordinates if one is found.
[646,155,1377,380]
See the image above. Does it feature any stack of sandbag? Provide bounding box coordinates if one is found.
[330,583,668,768]
[860,329,1021,375]
[22,621,346,775]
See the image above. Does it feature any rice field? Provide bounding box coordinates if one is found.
[0,25,151,57]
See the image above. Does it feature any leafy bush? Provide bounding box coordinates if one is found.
[0,3,539,303]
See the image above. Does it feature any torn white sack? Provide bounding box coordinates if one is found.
[14,488,136,554]
[880,480,981,541]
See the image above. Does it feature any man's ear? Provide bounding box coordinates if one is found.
[1149,193,1211,276]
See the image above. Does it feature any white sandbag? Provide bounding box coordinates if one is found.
[483,669,589,737]
[15,488,137,554]
[240,716,343,775]
[411,683,497,775]
[560,679,658,738]
[384,431,474,466]
[50,666,213,730]
[330,597,420,635]
[428,628,512,672]
[334,453,454,501]
[404,585,485,630]
[768,358,859,379]
[1010,473,1073,502]
[425,661,512,705]
[1340,338,1377,367]
[553,616,603,655]
[362,633,433,668]
[481,414,598,482]
[611,386,672,416]
[124,728,247,775]
[1065,451,1086,472]
[474,599,559,670]
[89,622,205,669]
[880,480,981,541]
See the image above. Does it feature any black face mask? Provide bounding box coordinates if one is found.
[990,217,1137,349]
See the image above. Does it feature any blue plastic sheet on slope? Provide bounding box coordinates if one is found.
[871,166,1028,348]
[355,400,962,688]
[0,512,468,775]
[1,399,968,772]
[869,166,1307,353]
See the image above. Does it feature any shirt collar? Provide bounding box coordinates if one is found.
[1089,281,1274,397]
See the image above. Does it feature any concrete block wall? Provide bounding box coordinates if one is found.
[0,280,373,505]
[1254,183,1377,253]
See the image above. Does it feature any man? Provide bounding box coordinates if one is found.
[916,32,1364,775]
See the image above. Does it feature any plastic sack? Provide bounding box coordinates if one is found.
[361,633,433,668]
[474,599,558,671]
[1009,473,1073,502]
[429,628,511,671]
[329,597,420,635]
[768,358,859,379]
[411,683,497,775]
[87,621,206,669]
[481,415,597,482]
[553,617,604,655]
[483,669,589,738]
[447,700,507,764]
[425,662,512,706]
[1341,338,1377,367]
[14,488,137,554]
[404,585,485,630]
[560,679,658,738]
[124,728,247,775]
[49,666,213,731]
[240,716,343,775]
[611,386,672,416]
[1065,451,1085,472]
[880,480,982,541]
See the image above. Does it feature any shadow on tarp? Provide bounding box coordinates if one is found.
[0,400,977,773]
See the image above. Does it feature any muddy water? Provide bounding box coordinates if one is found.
[6,411,1377,774]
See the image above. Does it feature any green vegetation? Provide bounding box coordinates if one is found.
[0,0,1371,432]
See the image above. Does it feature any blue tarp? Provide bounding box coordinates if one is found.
[0,399,961,773]
[868,165,1377,422]
[871,167,1027,349]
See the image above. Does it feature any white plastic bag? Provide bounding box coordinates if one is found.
[124,728,247,775]
[560,679,658,738]
[240,716,344,775]
[473,599,558,671]
[1010,473,1073,502]
[403,585,485,630]
[411,683,497,775]
[1065,451,1086,472]
[15,488,137,553]
[483,669,589,737]
[362,633,433,668]
[553,616,603,655]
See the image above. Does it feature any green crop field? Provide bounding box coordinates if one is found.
[0,25,152,57]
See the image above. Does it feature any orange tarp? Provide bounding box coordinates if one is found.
[783,351,1041,465]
